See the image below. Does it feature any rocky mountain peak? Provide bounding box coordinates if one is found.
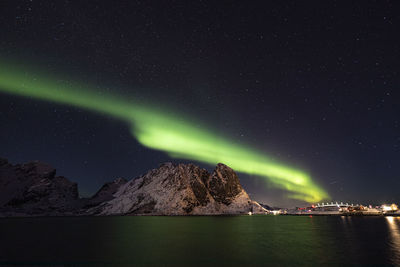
[206,163,243,205]
[91,162,256,215]
[19,161,56,179]
[0,158,78,216]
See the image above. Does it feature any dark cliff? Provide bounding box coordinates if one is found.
[0,158,79,216]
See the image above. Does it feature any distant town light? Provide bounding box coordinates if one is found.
[383,205,392,211]
[382,204,398,212]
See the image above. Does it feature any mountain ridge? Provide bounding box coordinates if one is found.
[0,158,267,216]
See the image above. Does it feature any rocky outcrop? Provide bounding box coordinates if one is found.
[80,178,127,209]
[0,157,268,216]
[206,163,243,205]
[88,162,257,215]
[0,158,79,216]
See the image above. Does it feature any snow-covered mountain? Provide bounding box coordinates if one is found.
[0,158,267,216]
[88,162,266,215]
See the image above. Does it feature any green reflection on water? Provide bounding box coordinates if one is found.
[0,216,398,266]
[108,216,339,266]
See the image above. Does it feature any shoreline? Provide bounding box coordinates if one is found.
[283,213,400,217]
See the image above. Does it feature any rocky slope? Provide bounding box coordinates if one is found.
[80,177,127,209]
[0,158,79,216]
[0,158,267,216]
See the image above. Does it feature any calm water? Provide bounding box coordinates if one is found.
[1,215,400,266]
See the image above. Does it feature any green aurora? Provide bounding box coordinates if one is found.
[0,62,329,202]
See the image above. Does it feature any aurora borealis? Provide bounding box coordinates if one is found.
[1,0,399,207]
[2,1,400,266]
[0,62,328,202]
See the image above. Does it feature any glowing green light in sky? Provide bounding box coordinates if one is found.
[0,61,329,202]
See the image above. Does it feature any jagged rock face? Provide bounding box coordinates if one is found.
[206,163,243,205]
[90,162,254,215]
[0,158,79,216]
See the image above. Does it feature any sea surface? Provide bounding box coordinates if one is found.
[1,215,400,266]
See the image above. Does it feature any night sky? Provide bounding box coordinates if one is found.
[0,1,399,207]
